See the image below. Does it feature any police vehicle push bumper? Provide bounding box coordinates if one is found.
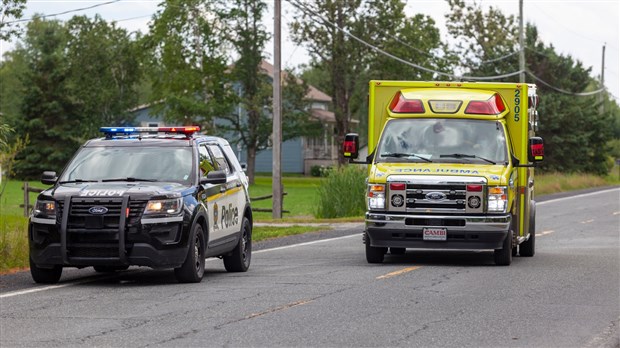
[30,215,191,269]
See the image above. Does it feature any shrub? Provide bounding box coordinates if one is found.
[315,165,367,218]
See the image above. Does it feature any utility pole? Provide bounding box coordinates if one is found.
[519,0,525,83]
[600,44,606,115]
[272,0,283,219]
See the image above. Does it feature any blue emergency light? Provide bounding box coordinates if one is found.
[99,126,201,138]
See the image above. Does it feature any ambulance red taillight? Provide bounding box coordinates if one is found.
[465,93,506,115]
[389,92,425,113]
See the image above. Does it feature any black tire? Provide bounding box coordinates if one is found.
[390,247,406,255]
[520,202,536,257]
[512,246,518,257]
[30,257,62,284]
[224,217,252,272]
[494,230,513,266]
[174,224,206,283]
[93,265,129,273]
[365,234,386,263]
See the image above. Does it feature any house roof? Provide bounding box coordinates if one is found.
[310,108,359,124]
[259,60,332,103]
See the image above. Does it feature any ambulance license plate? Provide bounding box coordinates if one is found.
[423,228,447,241]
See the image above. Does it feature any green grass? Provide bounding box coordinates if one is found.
[249,176,323,220]
[0,215,29,272]
[535,171,620,196]
[253,225,330,242]
[0,180,48,217]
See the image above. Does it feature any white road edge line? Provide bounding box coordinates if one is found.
[0,234,362,299]
[254,233,360,254]
[6,189,617,299]
[537,188,619,206]
[0,272,130,299]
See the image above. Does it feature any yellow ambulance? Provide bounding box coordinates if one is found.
[343,81,544,265]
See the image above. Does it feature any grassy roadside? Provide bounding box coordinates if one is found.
[1,171,618,273]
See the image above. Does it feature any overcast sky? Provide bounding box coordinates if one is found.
[1,0,618,101]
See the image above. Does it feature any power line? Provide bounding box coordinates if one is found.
[288,0,523,81]
[4,0,122,24]
[526,71,604,96]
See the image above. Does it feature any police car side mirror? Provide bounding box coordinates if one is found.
[41,171,57,185]
[200,170,227,185]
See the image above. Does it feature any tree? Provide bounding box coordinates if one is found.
[13,17,82,178]
[146,0,235,129]
[290,0,444,164]
[0,0,26,40]
[445,1,616,175]
[446,0,519,78]
[224,0,270,184]
[524,25,614,175]
[65,15,143,136]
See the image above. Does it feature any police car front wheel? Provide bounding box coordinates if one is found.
[174,224,206,283]
[30,257,62,284]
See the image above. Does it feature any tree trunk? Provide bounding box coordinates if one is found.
[246,145,257,185]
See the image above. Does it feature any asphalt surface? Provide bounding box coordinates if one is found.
[1,187,619,347]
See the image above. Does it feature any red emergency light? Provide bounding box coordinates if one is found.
[389,92,425,114]
[464,93,506,115]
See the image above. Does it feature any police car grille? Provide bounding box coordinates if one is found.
[406,184,467,211]
[67,198,123,231]
[128,200,147,225]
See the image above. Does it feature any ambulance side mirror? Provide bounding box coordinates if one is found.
[528,137,544,163]
[343,133,359,160]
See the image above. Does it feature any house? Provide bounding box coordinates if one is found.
[130,60,355,175]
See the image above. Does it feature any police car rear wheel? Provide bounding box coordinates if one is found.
[223,217,252,272]
[29,257,62,284]
[174,224,205,283]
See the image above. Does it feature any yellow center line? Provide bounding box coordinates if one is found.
[376,266,420,280]
[536,230,554,237]
[580,219,595,224]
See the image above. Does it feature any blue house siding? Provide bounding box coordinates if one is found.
[238,138,304,174]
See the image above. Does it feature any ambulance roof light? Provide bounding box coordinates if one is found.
[389,91,425,114]
[464,93,506,115]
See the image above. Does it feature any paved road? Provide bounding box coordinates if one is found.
[1,188,618,347]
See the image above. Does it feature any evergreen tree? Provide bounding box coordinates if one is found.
[13,18,81,178]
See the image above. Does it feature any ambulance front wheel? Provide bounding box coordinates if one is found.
[365,234,386,263]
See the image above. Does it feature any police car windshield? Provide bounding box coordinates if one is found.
[59,147,193,184]
[376,118,508,164]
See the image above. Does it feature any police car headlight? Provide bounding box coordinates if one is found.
[144,198,182,215]
[33,200,56,219]
[488,186,507,213]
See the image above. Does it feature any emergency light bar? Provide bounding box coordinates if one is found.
[99,126,201,137]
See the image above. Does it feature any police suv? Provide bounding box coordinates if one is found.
[29,126,252,283]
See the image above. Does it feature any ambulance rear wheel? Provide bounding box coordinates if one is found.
[494,230,513,266]
[365,235,386,263]
[520,202,536,257]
